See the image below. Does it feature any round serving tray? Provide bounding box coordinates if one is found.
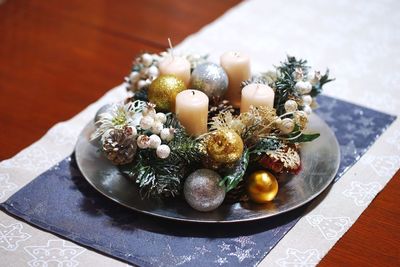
[75,113,340,223]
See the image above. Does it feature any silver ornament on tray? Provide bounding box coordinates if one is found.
[190,62,228,101]
[183,169,226,212]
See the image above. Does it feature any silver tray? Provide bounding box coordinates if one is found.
[75,113,340,223]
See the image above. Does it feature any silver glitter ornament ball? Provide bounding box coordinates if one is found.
[190,62,228,100]
[94,104,113,124]
[184,169,226,212]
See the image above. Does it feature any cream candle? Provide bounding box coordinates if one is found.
[240,83,275,113]
[175,89,209,136]
[159,56,191,86]
[220,51,251,108]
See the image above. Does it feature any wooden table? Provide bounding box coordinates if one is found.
[0,0,398,265]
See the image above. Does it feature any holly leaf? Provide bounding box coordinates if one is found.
[219,149,249,192]
[287,133,320,143]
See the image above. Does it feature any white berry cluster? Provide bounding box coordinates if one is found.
[291,67,321,115]
[136,103,175,159]
[276,68,321,135]
[124,52,165,92]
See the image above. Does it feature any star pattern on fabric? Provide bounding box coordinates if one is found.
[343,181,382,206]
[0,223,31,251]
[340,141,358,158]
[150,244,193,266]
[218,242,231,252]
[275,248,320,266]
[194,245,210,255]
[232,236,256,247]
[228,246,255,262]
[214,256,229,265]
[0,173,17,200]
[24,240,85,267]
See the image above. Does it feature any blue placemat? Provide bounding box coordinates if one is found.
[1,95,396,267]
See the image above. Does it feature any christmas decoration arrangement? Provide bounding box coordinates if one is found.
[91,45,333,212]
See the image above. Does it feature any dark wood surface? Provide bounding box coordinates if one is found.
[0,0,398,266]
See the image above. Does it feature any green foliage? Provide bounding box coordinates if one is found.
[310,69,335,97]
[286,133,320,143]
[219,149,249,192]
[121,114,202,198]
[274,56,309,115]
[249,138,282,158]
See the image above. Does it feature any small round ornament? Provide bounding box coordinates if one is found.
[184,169,226,212]
[149,134,162,149]
[284,100,298,113]
[148,75,186,111]
[155,112,167,124]
[137,135,150,149]
[160,128,174,141]
[279,118,295,134]
[301,95,312,106]
[247,170,279,203]
[141,53,153,67]
[303,105,312,115]
[151,121,163,135]
[140,116,154,130]
[206,129,244,164]
[156,144,171,159]
[294,81,312,95]
[190,62,228,100]
[94,104,113,124]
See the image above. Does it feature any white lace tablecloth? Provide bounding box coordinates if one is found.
[1,0,399,266]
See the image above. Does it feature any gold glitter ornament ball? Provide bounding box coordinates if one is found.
[148,74,186,111]
[247,170,279,203]
[206,129,244,164]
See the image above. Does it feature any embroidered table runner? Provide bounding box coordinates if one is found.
[1,96,395,266]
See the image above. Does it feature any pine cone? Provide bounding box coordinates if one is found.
[208,100,236,122]
[224,180,249,203]
[102,128,137,165]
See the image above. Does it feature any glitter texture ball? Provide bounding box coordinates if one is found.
[206,129,244,164]
[247,170,279,203]
[148,75,186,111]
[190,62,228,100]
[184,169,226,212]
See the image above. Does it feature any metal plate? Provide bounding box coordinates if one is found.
[75,114,340,223]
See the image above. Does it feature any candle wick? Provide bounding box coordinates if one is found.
[168,38,174,59]
[191,90,195,96]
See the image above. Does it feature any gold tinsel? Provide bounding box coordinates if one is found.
[266,144,300,170]
[209,105,278,145]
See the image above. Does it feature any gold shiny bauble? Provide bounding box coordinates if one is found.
[206,129,244,164]
[247,170,279,203]
[148,74,186,111]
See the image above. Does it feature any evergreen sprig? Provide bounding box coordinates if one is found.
[249,138,282,159]
[121,114,202,198]
[310,69,335,97]
[274,56,309,115]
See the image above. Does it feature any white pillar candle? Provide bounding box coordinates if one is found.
[159,56,191,86]
[240,83,275,113]
[175,89,209,136]
[220,51,251,108]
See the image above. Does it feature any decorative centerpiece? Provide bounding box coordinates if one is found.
[90,43,333,212]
